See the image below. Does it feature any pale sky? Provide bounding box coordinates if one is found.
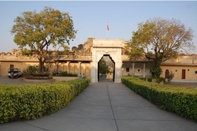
[0,1,197,52]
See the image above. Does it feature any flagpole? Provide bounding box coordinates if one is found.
[106,22,109,39]
[106,29,108,39]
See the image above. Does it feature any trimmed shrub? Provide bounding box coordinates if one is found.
[167,71,174,82]
[0,78,90,123]
[23,65,49,76]
[156,77,166,83]
[122,76,197,123]
[147,78,152,82]
[140,78,146,81]
[53,71,77,77]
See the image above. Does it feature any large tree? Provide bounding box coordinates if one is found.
[126,18,194,77]
[11,6,77,73]
[99,57,109,75]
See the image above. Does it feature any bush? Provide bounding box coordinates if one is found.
[23,66,49,77]
[52,71,77,77]
[0,78,90,123]
[147,78,152,82]
[167,71,174,82]
[122,76,197,123]
[150,66,162,78]
[140,77,146,81]
[156,77,166,83]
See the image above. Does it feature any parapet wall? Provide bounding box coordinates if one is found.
[92,39,125,48]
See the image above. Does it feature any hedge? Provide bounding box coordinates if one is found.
[0,78,90,123]
[122,76,197,123]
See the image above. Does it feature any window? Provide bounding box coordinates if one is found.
[126,68,129,72]
[137,69,141,72]
[195,71,197,74]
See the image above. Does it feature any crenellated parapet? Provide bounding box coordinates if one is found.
[0,50,38,61]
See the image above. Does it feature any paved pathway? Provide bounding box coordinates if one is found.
[0,82,197,131]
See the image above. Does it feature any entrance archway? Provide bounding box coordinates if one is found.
[98,55,115,82]
[90,39,124,83]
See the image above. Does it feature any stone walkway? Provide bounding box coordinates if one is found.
[0,81,197,131]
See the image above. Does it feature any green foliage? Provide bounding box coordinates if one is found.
[21,48,33,56]
[11,6,77,73]
[52,71,77,77]
[127,18,194,68]
[156,77,166,83]
[0,78,90,123]
[167,71,174,82]
[147,78,152,82]
[22,66,38,76]
[99,58,109,75]
[125,41,144,60]
[23,66,49,76]
[150,66,162,78]
[122,76,197,123]
[139,77,146,81]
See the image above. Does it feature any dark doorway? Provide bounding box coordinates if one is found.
[98,55,115,82]
[10,64,14,70]
[165,69,169,79]
[182,69,186,79]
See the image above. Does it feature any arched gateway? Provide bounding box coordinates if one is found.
[91,39,124,83]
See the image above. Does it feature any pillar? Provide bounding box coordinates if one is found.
[143,63,146,78]
[78,62,81,75]
[67,61,70,73]
[132,63,135,76]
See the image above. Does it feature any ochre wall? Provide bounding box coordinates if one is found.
[56,62,90,77]
[0,61,91,77]
[0,61,39,77]
[122,62,152,77]
[81,62,91,77]
[161,65,197,81]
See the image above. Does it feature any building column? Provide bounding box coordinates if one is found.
[78,61,81,75]
[132,63,135,76]
[143,63,146,78]
[67,61,70,73]
[56,61,59,71]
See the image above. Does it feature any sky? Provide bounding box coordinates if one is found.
[0,1,197,53]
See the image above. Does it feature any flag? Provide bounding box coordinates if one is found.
[107,23,109,31]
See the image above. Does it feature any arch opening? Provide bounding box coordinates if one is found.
[98,54,115,82]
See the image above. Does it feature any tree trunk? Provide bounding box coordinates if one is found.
[38,58,45,73]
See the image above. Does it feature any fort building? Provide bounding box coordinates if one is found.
[0,38,197,83]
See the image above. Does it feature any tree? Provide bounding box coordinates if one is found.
[11,6,77,73]
[99,58,109,75]
[126,18,194,78]
[105,56,114,74]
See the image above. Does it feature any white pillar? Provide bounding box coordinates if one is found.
[78,62,81,74]
[143,63,146,78]
[132,63,135,76]
[67,61,70,73]
[56,62,59,71]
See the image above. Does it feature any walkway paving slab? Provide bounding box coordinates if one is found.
[0,82,197,131]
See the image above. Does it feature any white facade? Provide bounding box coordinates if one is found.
[91,39,124,83]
